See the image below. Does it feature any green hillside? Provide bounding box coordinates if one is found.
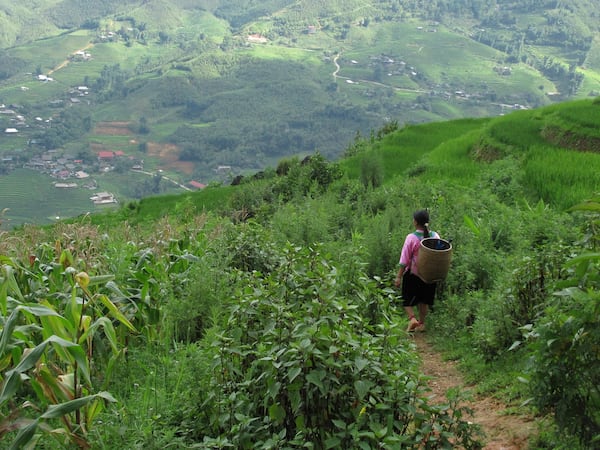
[75,98,600,229]
[0,98,598,449]
[1,0,600,227]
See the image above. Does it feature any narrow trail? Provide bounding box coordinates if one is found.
[413,333,536,449]
[47,43,94,75]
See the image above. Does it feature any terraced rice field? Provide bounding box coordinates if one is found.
[0,168,107,229]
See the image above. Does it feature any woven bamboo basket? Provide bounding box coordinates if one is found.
[416,237,453,283]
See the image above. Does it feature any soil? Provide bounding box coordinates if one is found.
[413,332,536,449]
[94,121,134,136]
[146,142,195,175]
[91,122,196,175]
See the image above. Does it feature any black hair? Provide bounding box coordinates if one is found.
[413,209,431,238]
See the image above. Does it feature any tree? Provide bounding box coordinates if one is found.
[360,154,384,189]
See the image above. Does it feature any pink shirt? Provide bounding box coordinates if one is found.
[399,230,439,278]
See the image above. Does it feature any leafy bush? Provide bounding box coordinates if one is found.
[525,289,600,447]
[224,221,281,274]
[270,200,334,246]
[162,255,232,343]
[199,244,482,448]
[523,198,600,448]
[360,154,384,189]
[226,179,275,222]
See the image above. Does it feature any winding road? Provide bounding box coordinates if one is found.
[132,169,192,191]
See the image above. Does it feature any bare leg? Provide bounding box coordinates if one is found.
[405,306,419,331]
[418,304,428,324]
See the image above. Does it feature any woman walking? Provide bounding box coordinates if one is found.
[394,209,440,332]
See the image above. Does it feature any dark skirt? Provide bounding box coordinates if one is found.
[401,271,437,307]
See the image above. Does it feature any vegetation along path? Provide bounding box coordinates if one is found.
[413,333,535,449]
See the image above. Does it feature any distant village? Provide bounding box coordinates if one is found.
[2,92,219,203]
[2,24,535,208]
[0,36,204,206]
[1,64,211,206]
[1,93,145,206]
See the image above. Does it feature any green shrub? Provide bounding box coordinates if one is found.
[226,179,275,222]
[525,287,600,447]
[359,210,403,277]
[162,258,232,342]
[470,291,517,360]
[199,244,482,448]
[94,342,215,448]
[224,221,281,273]
[524,198,600,448]
[270,199,334,246]
[360,153,384,189]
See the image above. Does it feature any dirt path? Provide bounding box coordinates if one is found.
[48,43,94,74]
[413,333,536,449]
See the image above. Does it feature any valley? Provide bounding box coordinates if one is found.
[1,0,599,227]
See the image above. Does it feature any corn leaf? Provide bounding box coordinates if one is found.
[97,295,137,333]
[19,305,61,318]
[39,312,74,342]
[79,317,119,354]
[88,274,116,286]
[0,370,24,405]
[8,419,39,450]
[45,336,90,385]
[41,391,116,419]
[463,214,480,236]
[102,349,126,390]
[1,264,25,303]
[11,341,47,375]
[0,309,20,357]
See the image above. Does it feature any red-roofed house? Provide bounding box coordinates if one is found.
[189,181,206,190]
[97,151,114,160]
[114,150,125,157]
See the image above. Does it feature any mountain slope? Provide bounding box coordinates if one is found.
[0,0,599,228]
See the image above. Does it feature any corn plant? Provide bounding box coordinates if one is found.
[0,249,137,448]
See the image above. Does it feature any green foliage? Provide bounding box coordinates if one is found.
[270,199,334,246]
[224,221,281,273]
[522,197,600,448]
[34,108,92,150]
[2,39,600,447]
[435,194,572,360]
[2,0,600,227]
[92,341,215,448]
[523,144,600,210]
[284,152,343,197]
[477,157,523,203]
[360,153,384,189]
[0,51,27,80]
[358,209,403,277]
[201,243,481,448]
[0,248,135,447]
[227,179,276,222]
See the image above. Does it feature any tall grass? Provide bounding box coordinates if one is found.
[108,186,235,225]
[546,100,600,136]
[420,129,482,185]
[523,144,600,209]
[485,110,548,149]
[378,118,486,183]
